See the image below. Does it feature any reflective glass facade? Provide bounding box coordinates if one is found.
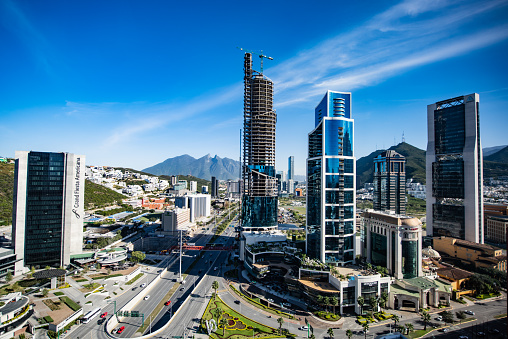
[25,152,65,266]
[373,151,406,214]
[427,94,483,243]
[402,240,418,279]
[371,232,387,267]
[307,91,355,265]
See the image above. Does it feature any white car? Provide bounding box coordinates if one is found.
[267,298,274,303]
[144,295,150,300]
[465,310,475,315]
[436,316,443,321]
[141,283,146,288]
[299,326,308,331]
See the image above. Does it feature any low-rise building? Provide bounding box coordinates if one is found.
[484,204,508,244]
[433,236,507,272]
[162,208,191,232]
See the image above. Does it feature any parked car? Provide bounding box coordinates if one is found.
[458,336,469,339]
[439,328,449,333]
[477,332,486,337]
[436,316,443,321]
[489,328,500,334]
[117,326,125,334]
[267,298,274,303]
[465,310,475,315]
[144,295,150,300]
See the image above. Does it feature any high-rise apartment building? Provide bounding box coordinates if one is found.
[306,91,356,266]
[426,94,483,243]
[288,156,294,181]
[12,151,85,273]
[241,52,278,229]
[373,150,406,214]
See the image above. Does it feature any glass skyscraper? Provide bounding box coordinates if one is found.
[12,151,85,273]
[373,150,406,215]
[306,91,356,266]
[288,156,294,181]
[426,94,483,243]
[241,52,278,229]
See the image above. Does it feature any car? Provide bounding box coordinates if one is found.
[458,336,469,339]
[180,287,184,291]
[298,326,308,331]
[214,267,218,271]
[117,326,125,334]
[100,312,108,318]
[234,300,240,304]
[132,287,137,291]
[465,310,475,315]
[267,298,274,303]
[477,332,486,337]
[439,328,449,333]
[97,318,106,325]
[144,295,150,300]
[489,328,500,334]
[165,300,171,306]
[141,283,146,288]
[436,316,443,321]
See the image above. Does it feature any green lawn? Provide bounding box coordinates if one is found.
[201,296,289,338]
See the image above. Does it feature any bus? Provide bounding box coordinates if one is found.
[82,307,102,323]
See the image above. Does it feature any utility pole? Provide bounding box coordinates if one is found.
[179,229,182,280]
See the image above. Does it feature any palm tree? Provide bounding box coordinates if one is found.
[327,327,334,339]
[380,291,388,308]
[369,296,379,313]
[212,280,219,299]
[277,317,284,334]
[357,296,365,315]
[421,311,431,331]
[405,323,414,335]
[362,322,369,339]
[219,316,228,337]
[392,314,400,328]
[317,294,324,306]
[346,329,353,339]
[213,306,222,321]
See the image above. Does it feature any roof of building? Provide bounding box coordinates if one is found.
[33,269,66,279]
[71,252,95,259]
[452,238,501,252]
[422,246,441,259]
[435,267,473,281]
[299,279,339,293]
[389,284,420,298]
[404,277,451,293]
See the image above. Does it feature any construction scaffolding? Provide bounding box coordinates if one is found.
[241,52,278,228]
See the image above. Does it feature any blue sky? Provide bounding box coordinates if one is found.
[1,0,507,176]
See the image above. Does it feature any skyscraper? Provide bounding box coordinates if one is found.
[373,150,406,215]
[426,94,483,243]
[288,156,294,181]
[241,52,278,229]
[306,91,356,266]
[211,176,218,198]
[12,151,85,273]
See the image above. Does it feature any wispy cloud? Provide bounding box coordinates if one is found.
[0,0,56,75]
[269,0,508,107]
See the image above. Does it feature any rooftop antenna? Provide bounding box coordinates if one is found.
[237,47,273,74]
[402,131,405,143]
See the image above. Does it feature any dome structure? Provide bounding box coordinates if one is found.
[422,246,441,259]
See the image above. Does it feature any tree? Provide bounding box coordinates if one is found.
[42,288,49,297]
[392,314,400,327]
[327,327,334,339]
[212,280,219,299]
[421,311,431,330]
[219,316,228,337]
[357,296,365,315]
[405,323,414,335]
[5,271,12,282]
[440,310,454,324]
[379,291,388,308]
[277,317,284,334]
[317,294,324,306]
[130,251,146,263]
[323,296,330,311]
[362,322,369,339]
[369,296,379,312]
[346,329,353,339]
[331,296,339,314]
[456,310,467,324]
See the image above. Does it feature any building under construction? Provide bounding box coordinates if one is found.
[241,52,278,229]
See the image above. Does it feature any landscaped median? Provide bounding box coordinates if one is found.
[201,295,292,338]
[229,285,295,319]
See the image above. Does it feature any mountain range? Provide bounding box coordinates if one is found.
[143,144,508,185]
[142,154,240,181]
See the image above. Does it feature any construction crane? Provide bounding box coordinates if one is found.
[237,47,273,74]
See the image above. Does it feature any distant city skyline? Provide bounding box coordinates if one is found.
[1,0,507,175]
